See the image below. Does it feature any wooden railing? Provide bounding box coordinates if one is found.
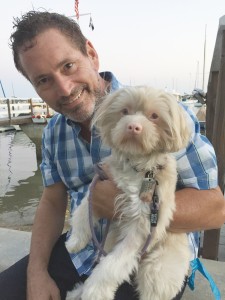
[0,98,53,125]
[202,15,225,260]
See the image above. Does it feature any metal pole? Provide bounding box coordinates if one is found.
[0,80,6,97]
[202,25,207,91]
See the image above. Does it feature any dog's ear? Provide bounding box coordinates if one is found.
[171,103,191,151]
[161,93,191,152]
[91,89,123,146]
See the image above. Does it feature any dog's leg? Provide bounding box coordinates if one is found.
[66,195,98,253]
[136,233,190,300]
[80,221,144,300]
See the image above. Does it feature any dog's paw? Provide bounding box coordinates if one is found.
[81,287,113,300]
[80,277,115,300]
[65,235,86,253]
[66,283,83,300]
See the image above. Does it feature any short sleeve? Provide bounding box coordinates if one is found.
[174,105,218,190]
[40,122,62,187]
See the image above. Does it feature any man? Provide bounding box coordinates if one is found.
[0,11,224,300]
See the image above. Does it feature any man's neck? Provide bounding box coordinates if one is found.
[80,121,91,143]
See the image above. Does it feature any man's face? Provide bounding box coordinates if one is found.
[18,28,101,123]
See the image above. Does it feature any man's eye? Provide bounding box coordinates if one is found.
[64,62,75,72]
[65,62,73,69]
[37,77,49,86]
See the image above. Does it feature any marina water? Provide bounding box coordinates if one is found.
[0,130,43,229]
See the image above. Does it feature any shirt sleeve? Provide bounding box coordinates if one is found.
[174,104,218,190]
[40,121,62,187]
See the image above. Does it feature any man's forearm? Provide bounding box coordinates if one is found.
[28,201,66,272]
[28,184,68,273]
[170,186,225,233]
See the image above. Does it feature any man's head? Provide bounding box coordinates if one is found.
[10,11,88,78]
[10,11,106,124]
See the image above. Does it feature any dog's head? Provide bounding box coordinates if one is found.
[92,86,190,156]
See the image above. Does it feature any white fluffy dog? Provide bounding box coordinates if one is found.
[66,86,191,300]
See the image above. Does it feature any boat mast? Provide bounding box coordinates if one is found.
[11,82,15,97]
[194,61,199,89]
[70,1,94,30]
[0,80,6,97]
[202,24,207,91]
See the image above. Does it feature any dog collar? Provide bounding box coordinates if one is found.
[126,157,164,174]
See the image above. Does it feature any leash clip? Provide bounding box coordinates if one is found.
[139,170,156,196]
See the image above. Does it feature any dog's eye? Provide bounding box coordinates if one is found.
[121,108,129,115]
[150,113,158,120]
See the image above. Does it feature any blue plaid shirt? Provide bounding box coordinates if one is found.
[40,72,218,275]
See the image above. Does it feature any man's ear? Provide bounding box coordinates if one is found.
[86,40,99,70]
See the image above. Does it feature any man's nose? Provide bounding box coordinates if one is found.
[54,75,73,97]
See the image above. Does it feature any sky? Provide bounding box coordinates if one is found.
[0,0,225,98]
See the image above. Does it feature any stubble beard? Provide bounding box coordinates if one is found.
[63,87,103,123]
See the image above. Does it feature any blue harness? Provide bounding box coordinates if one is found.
[188,258,221,300]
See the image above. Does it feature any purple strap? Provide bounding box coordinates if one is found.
[89,164,111,261]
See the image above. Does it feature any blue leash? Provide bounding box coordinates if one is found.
[188,258,221,300]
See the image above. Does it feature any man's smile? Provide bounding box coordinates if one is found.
[61,88,85,108]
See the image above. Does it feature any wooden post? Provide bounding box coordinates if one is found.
[202,18,225,260]
[205,71,219,141]
[6,99,11,122]
[212,30,225,189]
[29,99,34,116]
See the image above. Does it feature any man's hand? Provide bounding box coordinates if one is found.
[27,269,60,300]
[92,163,120,219]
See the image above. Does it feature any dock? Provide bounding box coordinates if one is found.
[0,227,224,299]
[0,125,21,132]
[0,97,55,158]
[0,97,54,127]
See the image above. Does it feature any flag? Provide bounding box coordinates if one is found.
[89,16,94,30]
[75,0,79,20]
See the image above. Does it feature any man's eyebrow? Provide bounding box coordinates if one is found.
[33,60,68,82]
[56,59,70,68]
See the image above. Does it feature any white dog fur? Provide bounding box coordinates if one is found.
[66,86,191,300]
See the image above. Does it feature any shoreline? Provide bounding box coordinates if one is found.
[0,220,70,233]
[0,224,33,232]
